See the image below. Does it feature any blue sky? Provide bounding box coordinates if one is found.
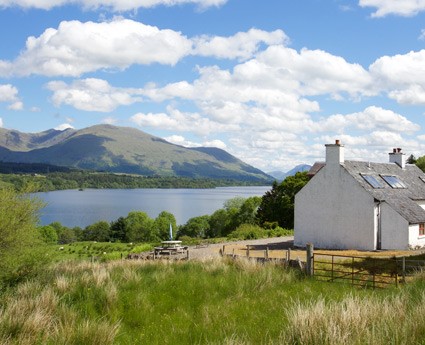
[1,0,425,172]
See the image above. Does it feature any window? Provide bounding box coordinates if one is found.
[361,174,385,188]
[420,177,425,184]
[420,223,425,236]
[381,175,406,189]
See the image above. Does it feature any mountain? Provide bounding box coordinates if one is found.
[0,125,272,182]
[268,164,311,181]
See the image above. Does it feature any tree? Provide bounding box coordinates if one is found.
[237,196,262,225]
[38,225,58,244]
[154,211,177,240]
[125,211,156,242]
[416,155,425,172]
[257,172,309,229]
[207,209,229,238]
[0,187,47,284]
[178,215,210,238]
[110,217,127,242]
[83,221,111,242]
[407,154,417,164]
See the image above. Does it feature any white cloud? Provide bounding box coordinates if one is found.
[0,20,288,78]
[46,78,142,112]
[5,19,192,77]
[7,101,23,110]
[54,123,74,130]
[130,106,239,136]
[0,84,19,102]
[0,118,3,127]
[315,106,420,134]
[359,0,425,17]
[193,28,287,60]
[0,0,228,11]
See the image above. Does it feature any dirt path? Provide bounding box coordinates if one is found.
[188,236,295,260]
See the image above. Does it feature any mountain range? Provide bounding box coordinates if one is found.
[267,164,312,181]
[0,125,273,182]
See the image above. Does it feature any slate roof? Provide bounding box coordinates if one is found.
[343,161,425,224]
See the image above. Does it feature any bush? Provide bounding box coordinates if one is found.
[267,227,294,237]
[227,224,267,240]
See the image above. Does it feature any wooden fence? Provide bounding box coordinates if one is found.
[221,243,425,289]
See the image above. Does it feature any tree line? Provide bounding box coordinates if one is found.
[0,171,267,192]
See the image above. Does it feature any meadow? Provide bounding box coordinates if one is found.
[1,256,425,344]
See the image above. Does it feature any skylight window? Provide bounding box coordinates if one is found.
[420,177,425,184]
[361,174,385,188]
[381,175,406,189]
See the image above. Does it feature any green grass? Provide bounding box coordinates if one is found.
[1,258,425,344]
[47,242,154,262]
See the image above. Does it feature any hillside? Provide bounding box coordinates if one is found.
[0,125,272,182]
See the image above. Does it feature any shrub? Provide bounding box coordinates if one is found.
[227,224,267,240]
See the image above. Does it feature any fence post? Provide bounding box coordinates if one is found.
[402,257,406,282]
[306,243,314,276]
[265,247,269,260]
[222,245,226,256]
[232,248,236,259]
[247,245,250,258]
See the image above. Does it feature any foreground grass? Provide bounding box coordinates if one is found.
[1,258,425,344]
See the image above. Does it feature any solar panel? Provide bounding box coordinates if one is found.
[361,174,385,188]
[381,175,406,189]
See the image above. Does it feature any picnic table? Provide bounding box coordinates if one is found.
[154,241,188,256]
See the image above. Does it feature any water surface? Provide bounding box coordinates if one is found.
[37,186,270,227]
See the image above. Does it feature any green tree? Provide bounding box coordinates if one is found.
[178,215,210,238]
[154,211,177,240]
[125,211,156,242]
[110,217,127,242]
[257,172,309,229]
[38,225,58,244]
[207,209,229,238]
[84,221,111,242]
[416,155,425,172]
[0,187,47,284]
[407,154,417,164]
[237,196,262,225]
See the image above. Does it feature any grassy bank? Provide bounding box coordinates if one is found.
[1,258,425,344]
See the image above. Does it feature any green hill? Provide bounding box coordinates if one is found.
[0,125,272,182]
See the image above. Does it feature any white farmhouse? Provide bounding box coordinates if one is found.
[294,140,425,250]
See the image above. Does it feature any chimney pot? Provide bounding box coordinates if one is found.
[335,139,340,145]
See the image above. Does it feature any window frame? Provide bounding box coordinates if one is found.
[419,223,425,236]
[380,175,407,189]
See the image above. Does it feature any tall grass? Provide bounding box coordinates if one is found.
[0,257,425,344]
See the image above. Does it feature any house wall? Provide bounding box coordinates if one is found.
[380,202,409,250]
[294,164,376,250]
[408,224,425,249]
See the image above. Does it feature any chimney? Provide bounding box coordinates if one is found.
[325,139,344,166]
[389,148,405,169]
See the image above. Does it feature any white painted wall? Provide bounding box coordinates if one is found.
[295,164,376,250]
[408,224,425,249]
[380,202,409,250]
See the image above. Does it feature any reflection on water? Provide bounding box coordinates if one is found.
[36,186,270,227]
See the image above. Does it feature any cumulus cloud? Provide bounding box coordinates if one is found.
[5,19,192,77]
[359,0,425,17]
[316,106,420,134]
[0,84,19,102]
[130,106,239,136]
[0,117,3,127]
[0,19,289,78]
[193,28,287,60]
[0,0,228,11]
[102,116,118,124]
[46,78,142,112]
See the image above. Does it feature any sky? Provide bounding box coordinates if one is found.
[1,0,425,173]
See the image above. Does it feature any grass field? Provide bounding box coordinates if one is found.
[1,256,425,344]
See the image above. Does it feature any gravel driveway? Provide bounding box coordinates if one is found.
[188,236,295,260]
